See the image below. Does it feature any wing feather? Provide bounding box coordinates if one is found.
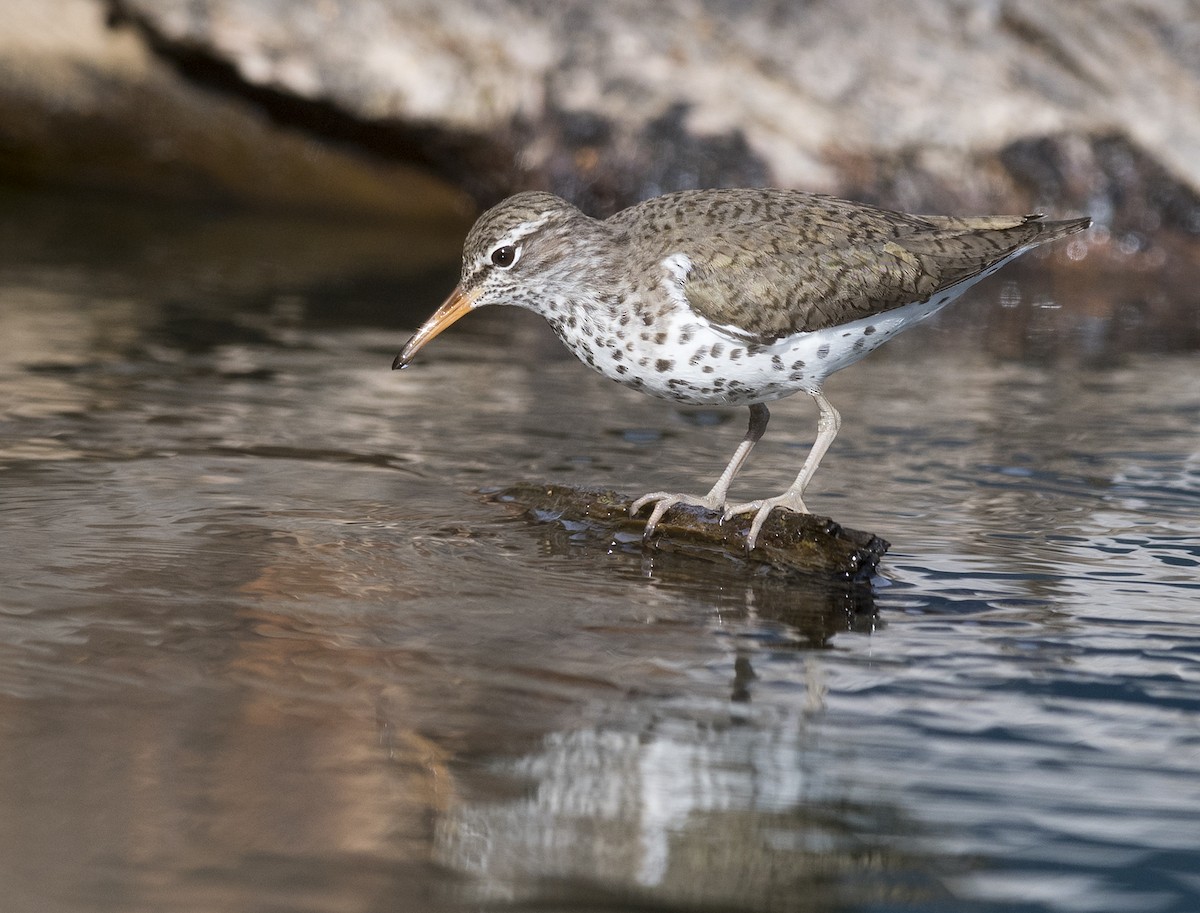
[614,190,1087,342]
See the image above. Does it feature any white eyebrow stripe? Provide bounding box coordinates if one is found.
[469,213,554,274]
[500,213,552,247]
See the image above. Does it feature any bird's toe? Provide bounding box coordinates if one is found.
[630,491,669,517]
[631,491,726,542]
[724,491,811,550]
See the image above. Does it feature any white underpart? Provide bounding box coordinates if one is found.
[583,246,1033,407]
[659,252,693,307]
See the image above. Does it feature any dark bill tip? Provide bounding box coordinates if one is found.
[391,285,477,372]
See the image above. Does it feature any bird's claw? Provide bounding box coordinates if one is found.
[630,491,725,542]
[631,489,810,551]
[723,491,809,551]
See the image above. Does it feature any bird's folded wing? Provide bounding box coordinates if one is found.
[678,216,1056,341]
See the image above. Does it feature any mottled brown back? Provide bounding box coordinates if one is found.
[608,189,1089,339]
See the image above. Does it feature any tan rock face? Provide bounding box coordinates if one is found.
[4,0,1200,239]
[96,0,1200,217]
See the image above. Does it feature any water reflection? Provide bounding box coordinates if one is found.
[438,711,948,911]
[1,191,1198,913]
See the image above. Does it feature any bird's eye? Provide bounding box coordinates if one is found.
[490,245,520,269]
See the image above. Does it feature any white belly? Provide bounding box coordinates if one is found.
[560,291,954,407]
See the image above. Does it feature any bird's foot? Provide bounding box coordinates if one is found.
[630,490,725,541]
[723,491,809,552]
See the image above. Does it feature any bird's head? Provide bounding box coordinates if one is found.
[393,191,597,369]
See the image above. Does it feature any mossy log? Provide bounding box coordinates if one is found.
[484,483,888,583]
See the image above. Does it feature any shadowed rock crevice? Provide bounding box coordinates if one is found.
[105,2,518,205]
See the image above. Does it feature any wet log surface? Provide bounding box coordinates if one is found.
[484,483,889,584]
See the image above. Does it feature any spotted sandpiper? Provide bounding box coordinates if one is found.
[395,188,1089,550]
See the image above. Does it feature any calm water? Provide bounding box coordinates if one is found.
[1,190,1198,913]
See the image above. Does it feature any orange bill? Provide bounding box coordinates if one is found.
[392,285,481,369]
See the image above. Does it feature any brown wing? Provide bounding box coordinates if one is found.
[678,212,1086,340]
[607,189,1088,341]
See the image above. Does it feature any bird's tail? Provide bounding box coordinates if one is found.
[1027,214,1092,243]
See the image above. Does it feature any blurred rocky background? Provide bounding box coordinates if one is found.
[2,0,1199,346]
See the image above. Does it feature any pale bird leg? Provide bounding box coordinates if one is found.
[632,403,769,540]
[723,391,842,550]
